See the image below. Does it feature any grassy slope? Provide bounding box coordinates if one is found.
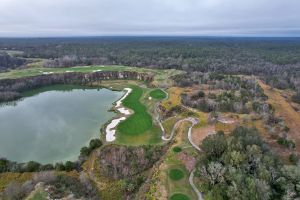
[257,80,300,158]
[0,172,33,192]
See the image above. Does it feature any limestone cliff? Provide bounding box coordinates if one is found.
[0,71,153,102]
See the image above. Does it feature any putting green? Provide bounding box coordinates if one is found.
[149,89,167,99]
[169,169,184,181]
[172,146,182,153]
[117,85,152,135]
[170,193,190,200]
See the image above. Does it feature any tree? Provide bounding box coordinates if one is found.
[201,131,227,160]
[26,161,41,172]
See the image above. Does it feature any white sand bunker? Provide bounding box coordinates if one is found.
[105,88,132,142]
[42,72,53,75]
[106,117,126,142]
[65,70,73,73]
[117,107,130,115]
[92,70,102,72]
[115,88,132,107]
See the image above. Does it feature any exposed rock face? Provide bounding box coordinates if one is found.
[0,71,153,102]
[98,144,167,179]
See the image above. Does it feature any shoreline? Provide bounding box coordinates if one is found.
[105,87,132,142]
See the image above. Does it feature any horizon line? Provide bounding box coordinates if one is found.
[1,35,300,39]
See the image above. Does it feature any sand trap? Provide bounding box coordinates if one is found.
[65,70,73,73]
[72,66,90,68]
[117,107,130,115]
[149,97,152,100]
[106,117,126,142]
[92,70,102,72]
[115,88,132,107]
[42,72,53,75]
[105,88,132,142]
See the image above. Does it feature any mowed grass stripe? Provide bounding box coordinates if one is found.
[117,86,152,135]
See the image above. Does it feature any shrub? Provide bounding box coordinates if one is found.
[277,137,296,149]
[26,161,41,172]
[289,153,299,165]
[198,91,205,98]
[292,93,300,104]
[89,139,102,150]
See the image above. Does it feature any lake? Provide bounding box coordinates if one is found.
[0,85,123,164]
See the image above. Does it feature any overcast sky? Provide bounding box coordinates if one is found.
[0,0,299,37]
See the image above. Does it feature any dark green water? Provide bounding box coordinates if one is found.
[0,86,122,164]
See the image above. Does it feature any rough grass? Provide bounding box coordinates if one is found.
[26,188,48,200]
[149,89,167,100]
[0,172,33,192]
[170,193,190,200]
[161,87,184,111]
[117,85,152,135]
[116,125,161,145]
[169,169,184,181]
[258,80,300,153]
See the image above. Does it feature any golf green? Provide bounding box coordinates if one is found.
[149,89,167,99]
[169,169,184,181]
[170,193,190,200]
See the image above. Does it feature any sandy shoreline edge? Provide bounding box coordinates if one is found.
[105,88,132,142]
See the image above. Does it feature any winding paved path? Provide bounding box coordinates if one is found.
[155,90,203,200]
[189,169,203,200]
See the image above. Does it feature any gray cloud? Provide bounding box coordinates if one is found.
[0,0,299,37]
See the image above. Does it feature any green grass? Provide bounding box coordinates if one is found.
[149,89,167,99]
[27,191,47,200]
[172,146,182,153]
[169,169,185,181]
[0,65,168,80]
[170,193,190,200]
[117,85,152,135]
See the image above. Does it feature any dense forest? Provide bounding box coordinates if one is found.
[198,127,300,200]
[1,37,300,92]
[0,52,25,71]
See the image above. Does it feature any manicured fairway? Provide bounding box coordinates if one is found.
[169,169,185,181]
[170,193,190,200]
[149,89,167,99]
[117,85,152,135]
